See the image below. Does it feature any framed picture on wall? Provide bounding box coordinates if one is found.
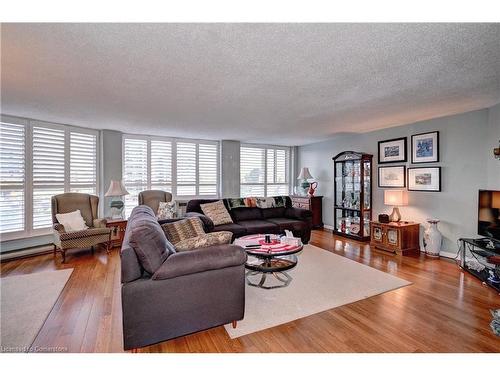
[378,137,407,164]
[378,166,406,188]
[411,131,439,163]
[408,167,441,192]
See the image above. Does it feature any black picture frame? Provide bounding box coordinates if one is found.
[411,131,440,164]
[407,166,441,192]
[378,137,407,164]
[378,165,406,188]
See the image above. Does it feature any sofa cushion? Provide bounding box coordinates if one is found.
[261,207,286,219]
[230,207,262,221]
[266,217,308,232]
[200,200,233,226]
[152,244,247,280]
[174,231,233,252]
[213,223,247,237]
[237,220,281,235]
[161,217,205,244]
[225,198,246,209]
[129,211,176,274]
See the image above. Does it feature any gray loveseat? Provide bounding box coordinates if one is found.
[120,205,247,350]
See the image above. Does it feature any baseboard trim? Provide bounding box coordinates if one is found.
[0,245,53,262]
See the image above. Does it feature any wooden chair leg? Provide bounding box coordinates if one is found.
[53,244,57,257]
[232,320,237,329]
[61,249,66,264]
[91,245,95,255]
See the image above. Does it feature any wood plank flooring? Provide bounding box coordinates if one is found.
[1,229,499,352]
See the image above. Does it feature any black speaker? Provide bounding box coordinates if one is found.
[378,214,390,223]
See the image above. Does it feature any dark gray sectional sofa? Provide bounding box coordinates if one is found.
[120,205,247,350]
[185,196,313,244]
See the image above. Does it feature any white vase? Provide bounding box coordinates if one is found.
[423,219,442,257]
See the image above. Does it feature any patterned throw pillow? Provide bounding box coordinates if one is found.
[174,231,233,252]
[243,197,257,207]
[157,201,176,220]
[225,198,246,210]
[272,196,287,208]
[255,197,276,209]
[161,217,205,245]
[200,200,233,226]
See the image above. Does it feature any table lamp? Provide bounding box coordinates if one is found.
[384,190,408,222]
[105,180,129,219]
[297,167,314,195]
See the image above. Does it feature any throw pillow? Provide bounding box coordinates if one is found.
[200,200,233,226]
[157,201,176,220]
[225,198,246,210]
[55,210,88,232]
[174,231,233,252]
[255,197,276,209]
[243,197,257,207]
[161,217,205,245]
[272,196,287,208]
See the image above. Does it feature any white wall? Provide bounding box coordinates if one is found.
[298,108,499,254]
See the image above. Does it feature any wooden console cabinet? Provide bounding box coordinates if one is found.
[370,221,420,256]
[291,195,323,229]
[106,219,127,248]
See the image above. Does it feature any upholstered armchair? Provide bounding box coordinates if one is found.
[51,193,112,263]
[138,190,173,214]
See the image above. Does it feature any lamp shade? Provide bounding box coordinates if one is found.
[105,180,129,197]
[297,167,314,180]
[384,190,408,206]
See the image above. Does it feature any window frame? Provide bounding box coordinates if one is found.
[0,115,100,241]
[122,134,220,212]
[240,143,291,197]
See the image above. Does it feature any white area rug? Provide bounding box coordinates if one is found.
[0,269,73,352]
[225,245,411,338]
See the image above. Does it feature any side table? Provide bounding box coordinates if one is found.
[106,219,127,249]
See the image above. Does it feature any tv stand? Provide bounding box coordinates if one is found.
[459,238,500,293]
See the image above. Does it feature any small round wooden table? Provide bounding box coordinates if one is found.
[234,234,303,289]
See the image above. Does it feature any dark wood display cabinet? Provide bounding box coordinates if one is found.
[333,151,373,241]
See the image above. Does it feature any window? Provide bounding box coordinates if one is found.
[0,116,99,239]
[122,136,219,217]
[240,145,290,197]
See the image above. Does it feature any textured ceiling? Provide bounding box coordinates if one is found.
[1,23,499,145]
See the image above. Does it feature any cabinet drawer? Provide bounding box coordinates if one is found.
[292,201,310,209]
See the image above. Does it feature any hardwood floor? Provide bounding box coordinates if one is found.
[1,229,499,352]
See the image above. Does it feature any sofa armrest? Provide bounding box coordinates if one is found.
[152,244,246,280]
[184,212,215,232]
[157,217,184,225]
[285,207,313,220]
[93,218,107,228]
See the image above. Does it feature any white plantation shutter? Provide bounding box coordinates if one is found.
[32,126,65,229]
[70,132,97,194]
[198,143,218,196]
[151,140,172,192]
[123,138,148,218]
[0,121,25,234]
[240,146,265,197]
[241,145,289,197]
[0,117,100,238]
[176,141,197,196]
[123,136,219,212]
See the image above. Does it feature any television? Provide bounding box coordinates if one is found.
[478,190,500,241]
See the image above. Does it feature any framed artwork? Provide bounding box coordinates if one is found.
[408,167,441,192]
[411,131,439,163]
[378,137,407,164]
[378,166,406,188]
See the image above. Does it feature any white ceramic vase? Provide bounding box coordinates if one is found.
[423,219,442,257]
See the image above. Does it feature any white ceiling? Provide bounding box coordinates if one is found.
[1,23,499,145]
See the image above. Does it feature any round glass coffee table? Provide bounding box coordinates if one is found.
[234,234,303,289]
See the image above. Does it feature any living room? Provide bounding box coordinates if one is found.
[1,1,500,373]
